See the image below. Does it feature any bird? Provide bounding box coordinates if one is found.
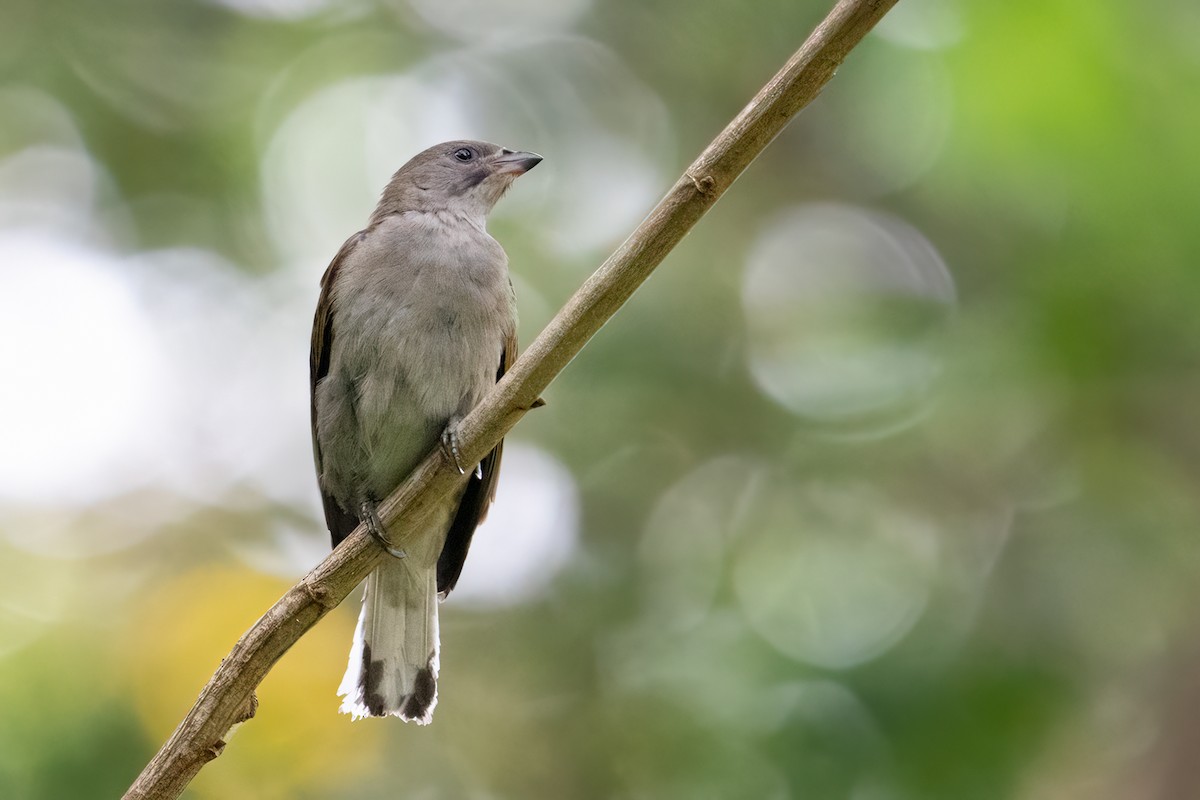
[309,140,542,723]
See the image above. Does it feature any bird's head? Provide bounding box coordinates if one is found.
[381,139,542,219]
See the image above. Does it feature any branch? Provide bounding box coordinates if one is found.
[123,1,899,796]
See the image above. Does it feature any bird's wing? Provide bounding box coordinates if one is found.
[436,326,517,596]
[311,231,366,547]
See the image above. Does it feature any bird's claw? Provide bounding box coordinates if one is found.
[360,500,406,559]
[441,422,466,475]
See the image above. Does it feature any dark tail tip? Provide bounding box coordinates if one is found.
[361,642,389,717]
[400,662,437,722]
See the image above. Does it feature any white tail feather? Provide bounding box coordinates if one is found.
[338,556,440,723]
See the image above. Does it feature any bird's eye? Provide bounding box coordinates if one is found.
[453,148,475,162]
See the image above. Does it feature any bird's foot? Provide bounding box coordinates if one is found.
[441,419,467,475]
[359,499,406,558]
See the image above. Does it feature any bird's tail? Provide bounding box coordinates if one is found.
[338,554,440,723]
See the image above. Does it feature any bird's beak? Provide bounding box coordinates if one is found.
[493,150,543,176]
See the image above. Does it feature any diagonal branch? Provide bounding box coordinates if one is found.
[123,0,899,796]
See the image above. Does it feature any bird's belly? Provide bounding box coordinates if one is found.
[354,310,498,495]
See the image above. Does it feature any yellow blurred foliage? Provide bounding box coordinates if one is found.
[123,567,382,799]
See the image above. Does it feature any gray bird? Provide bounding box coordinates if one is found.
[310,140,542,723]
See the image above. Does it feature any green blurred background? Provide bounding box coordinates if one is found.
[2,0,1199,797]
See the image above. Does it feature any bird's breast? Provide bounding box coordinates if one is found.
[330,219,514,490]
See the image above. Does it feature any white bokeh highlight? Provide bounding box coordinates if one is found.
[204,0,351,20]
[0,233,164,505]
[0,122,321,555]
[742,203,955,434]
[808,46,953,196]
[405,0,592,42]
[733,480,939,669]
[639,455,767,630]
[450,443,580,607]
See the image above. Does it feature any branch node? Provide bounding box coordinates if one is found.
[236,692,259,725]
[302,579,338,610]
[687,171,716,194]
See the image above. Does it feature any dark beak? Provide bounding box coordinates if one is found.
[493,150,543,176]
